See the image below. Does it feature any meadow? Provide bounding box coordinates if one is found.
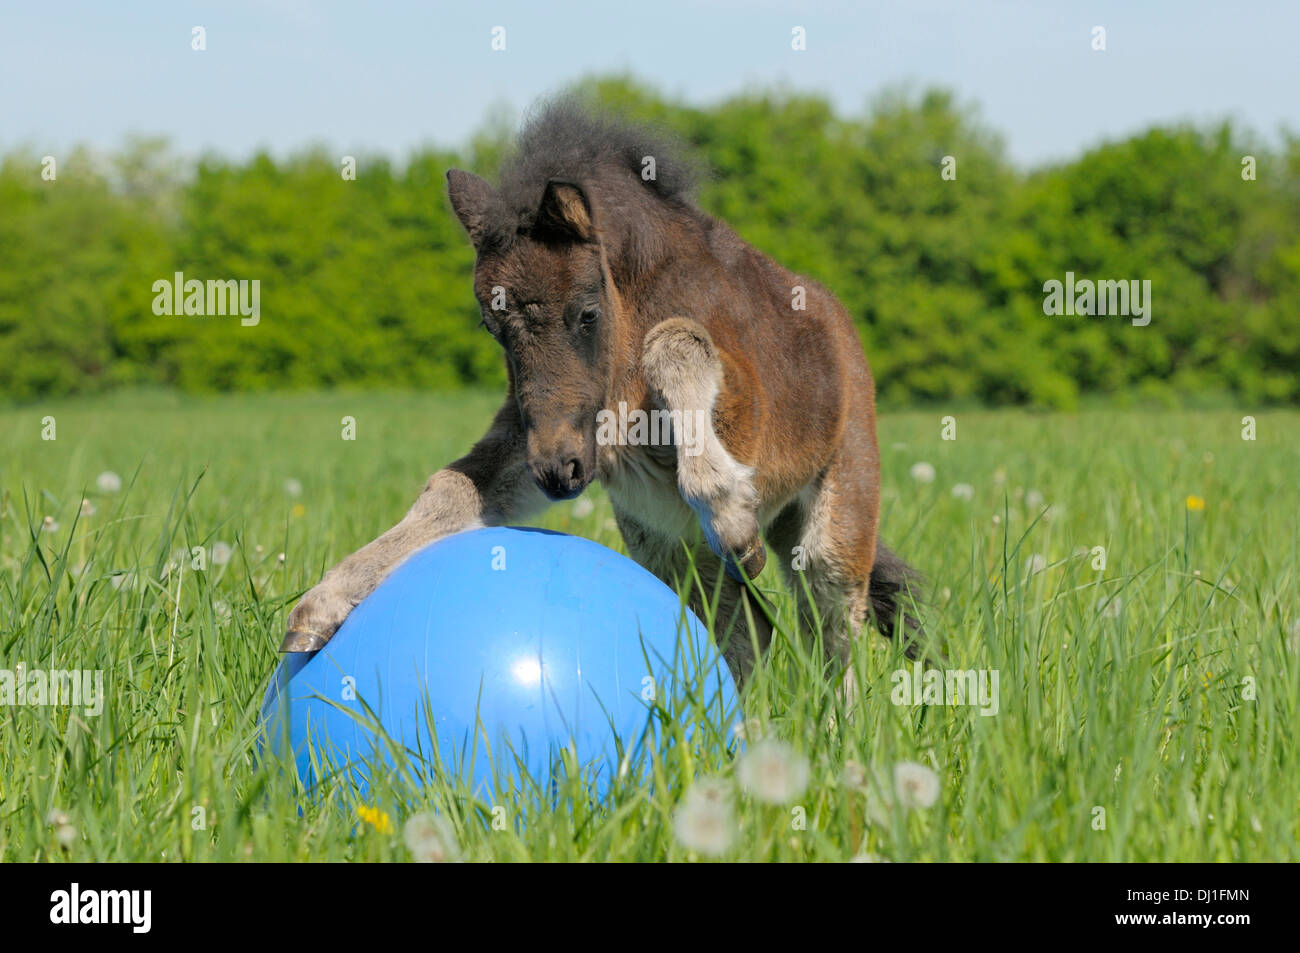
[1,390,1296,861]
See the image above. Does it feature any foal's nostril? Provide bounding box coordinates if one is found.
[529,455,587,500]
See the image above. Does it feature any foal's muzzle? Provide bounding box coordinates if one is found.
[530,454,590,501]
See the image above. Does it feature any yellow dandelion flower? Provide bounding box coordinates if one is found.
[1185,495,1205,512]
[356,805,393,834]
[291,503,306,518]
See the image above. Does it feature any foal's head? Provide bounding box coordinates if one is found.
[447,169,613,501]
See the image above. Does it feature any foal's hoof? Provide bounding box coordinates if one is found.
[725,539,767,583]
[280,585,352,652]
[279,628,330,653]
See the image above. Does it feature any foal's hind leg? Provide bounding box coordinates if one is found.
[766,434,882,693]
[641,318,766,582]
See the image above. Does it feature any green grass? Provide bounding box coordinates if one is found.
[2,390,1297,861]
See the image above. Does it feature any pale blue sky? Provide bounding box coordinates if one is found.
[2,0,1295,167]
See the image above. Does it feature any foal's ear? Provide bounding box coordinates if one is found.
[446,169,503,248]
[534,180,595,243]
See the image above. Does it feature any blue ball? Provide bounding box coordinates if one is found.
[260,526,739,798]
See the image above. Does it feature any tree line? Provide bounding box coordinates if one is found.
[2,77,1296,407]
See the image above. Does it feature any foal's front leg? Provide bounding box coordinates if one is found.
[280,401,546,651]
[642,318,766,581]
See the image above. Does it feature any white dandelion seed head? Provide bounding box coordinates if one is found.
[80,499,97,517]
[403,812,461,863]
[41,516,59,533]
[950,483,974,501]
[1026,489,1045,509]
[571,496,595,519]
[841,759,868,791]
[736,739,810,805]
[284,478,303,498]
[673,778,735,856]
[910,462,936,484]
[96,471,122,493]
[893,761,941,810]
[55,824,77,848]
[211,542,233,566]
[731,717,763,743]
[1026,553,1047,574]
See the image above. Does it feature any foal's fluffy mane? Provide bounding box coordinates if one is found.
[494,97,703,235]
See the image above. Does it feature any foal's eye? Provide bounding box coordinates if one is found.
[580,306,600,329]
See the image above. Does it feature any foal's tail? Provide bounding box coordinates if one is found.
[869,543,933,661]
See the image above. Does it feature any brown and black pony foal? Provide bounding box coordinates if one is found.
[282,100,921,689]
